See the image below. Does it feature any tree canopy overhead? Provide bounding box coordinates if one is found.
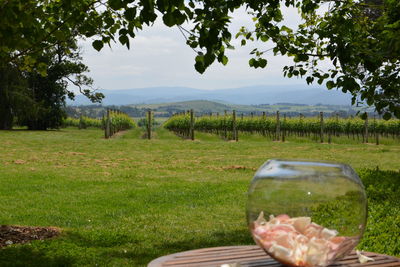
[1,0,399,118]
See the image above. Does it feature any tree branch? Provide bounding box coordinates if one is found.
[9,0,102,63]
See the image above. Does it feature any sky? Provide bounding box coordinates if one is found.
[77,6,323,91]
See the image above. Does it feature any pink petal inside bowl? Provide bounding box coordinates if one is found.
[251,212,358,267]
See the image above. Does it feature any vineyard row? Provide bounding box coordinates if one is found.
[164,111,400,144]
[63,109,136,138]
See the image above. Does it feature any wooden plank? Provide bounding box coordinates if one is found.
[173,249,265,260]
[163,253,271,266]
[183,246,258,254]
[347,259,400,267]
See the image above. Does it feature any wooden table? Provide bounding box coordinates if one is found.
[148,245,400,267]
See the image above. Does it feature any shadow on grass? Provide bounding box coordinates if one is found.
[105,229,254,266]
[0,231,136,267]
[66,231,137,248]
[0,246,75,267]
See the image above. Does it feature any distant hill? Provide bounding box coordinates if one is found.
[67,85,353,106]
[132,100,233,114]
[66,100,360,119]
[132,100,357,116]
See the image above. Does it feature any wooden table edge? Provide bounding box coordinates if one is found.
[147,245,400,267]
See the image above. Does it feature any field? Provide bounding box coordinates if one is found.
[0,127,399,266]
[129,100,365,115]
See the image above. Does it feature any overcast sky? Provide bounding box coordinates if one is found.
[78,7,323,91]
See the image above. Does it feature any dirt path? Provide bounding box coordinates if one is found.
[0,225,60,248]
[111,130,129,138]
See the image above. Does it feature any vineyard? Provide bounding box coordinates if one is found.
[64,116,103,128]
[164,111,400,143]
[63,109,136,138]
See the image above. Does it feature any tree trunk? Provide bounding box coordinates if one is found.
[0,68,14,130]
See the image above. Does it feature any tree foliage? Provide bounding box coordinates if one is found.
[17,42,96,130]
[0,66,27,129]
[1,0,399,118]
[0,40,96,129]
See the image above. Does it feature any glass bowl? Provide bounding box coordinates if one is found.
[246,159,367,267]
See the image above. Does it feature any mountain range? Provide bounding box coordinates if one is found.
[67,85,353,106]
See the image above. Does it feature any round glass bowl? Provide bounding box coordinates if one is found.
[246,159,367,267]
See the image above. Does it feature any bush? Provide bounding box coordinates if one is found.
[358,169,400,256]
[63,116,102,128]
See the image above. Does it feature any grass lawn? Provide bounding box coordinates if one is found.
[0,127,399,266]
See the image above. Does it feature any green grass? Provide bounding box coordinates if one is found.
[0,127,399,266]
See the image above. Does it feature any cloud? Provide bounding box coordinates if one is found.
[76,6,323,91]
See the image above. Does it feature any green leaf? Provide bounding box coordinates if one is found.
[92,40,104,51]
[204,53,215,65]
[295,54,309,61]
[163,12,176,27]
[221,55,228,65]
[249,58,256,67]
[281,25,292,33]
[306,77,314,84]
[189,41,198,48]
[173,10,186,25]
[194,61,205,73]
[258,58,267,68]
[326,81,335,89]
[360,112,368,120]
[260,35,269,42]
[53,30,66,41]
[124,8,137,21]
[383,112,392,120]
[119,35,129,48]
[195,55,204,63]
[109,0,124,10]
[37,62,47,76]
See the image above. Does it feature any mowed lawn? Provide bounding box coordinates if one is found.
[0,128,399,266]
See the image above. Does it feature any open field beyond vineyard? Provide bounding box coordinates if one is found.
[0,128,399,266]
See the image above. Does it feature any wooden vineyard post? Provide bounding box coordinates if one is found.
[299,113,303,137]
[328,113,331,144]
[190,109,195,140]
[216,113,219,134]
[320,112,324,143]
[335,113,339,136]
[232,110,238,142]
[364,113,369,143]
[79,115,83,129]
[262,112,266,136]
[224,110,227,140]
[147,110,152,140]
[276,111,280,141]
[105,109,111,139]
[282,114,286,142]
[110,110,114,136]
[374,114,379,145]
[241,113,244,120]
